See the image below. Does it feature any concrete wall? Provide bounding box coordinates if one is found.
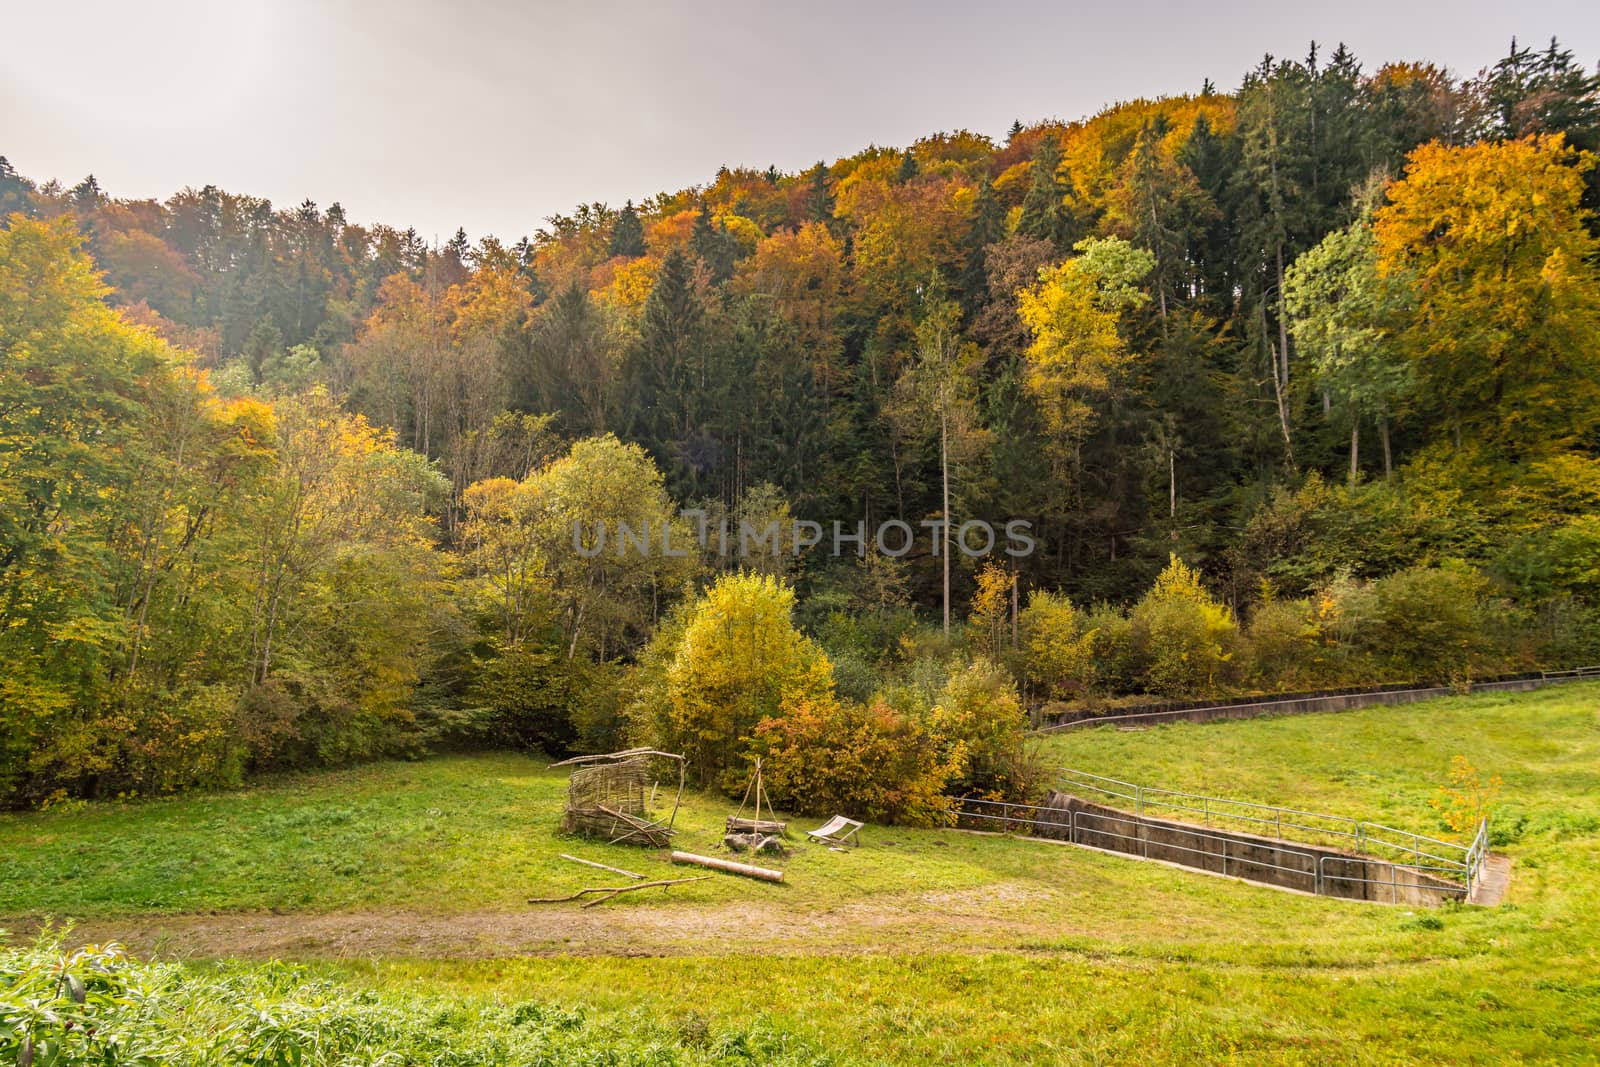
[1039,792,1465,906]
[1038,674,1591,734]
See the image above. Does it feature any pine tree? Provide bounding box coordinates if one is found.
[896,149,920,183]
[1177,115,1237,308]
[690,204,735,283]
[958,179,1005,313]
[609,200,647,257]
[0,157,35,216]
[804,162,836,225]
[1016,138,1077,248]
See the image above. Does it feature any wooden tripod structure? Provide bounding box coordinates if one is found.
[726,758,788,842]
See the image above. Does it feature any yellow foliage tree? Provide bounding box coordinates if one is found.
[1375,135,1600,455]
[665,572,833,789]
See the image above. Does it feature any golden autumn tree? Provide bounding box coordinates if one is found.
[1017,236,1153,489]
[1375,135,1600,455]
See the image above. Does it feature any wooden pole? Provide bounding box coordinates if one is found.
[559,854,644,880]
[670,851,785,883]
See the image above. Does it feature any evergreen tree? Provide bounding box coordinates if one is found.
[1177,115,1238,309]
[1017,137,1078,248]
[690,204,736,283]
[804,162,835,224]
[958,179,1005,314]
[609,200,646,257]
[68,175,103,214]
[896,149,920,183]
[0,157,36,216]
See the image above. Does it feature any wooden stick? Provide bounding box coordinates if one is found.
[559,853,644,880]
[670,850,785,883]
[527,876,709,908]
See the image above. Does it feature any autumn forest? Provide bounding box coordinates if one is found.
[4,38,1600,810]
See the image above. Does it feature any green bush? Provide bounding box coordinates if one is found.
[1020,590,1096,701]
[1085,603,1141,693]
[1243,597,1320,691]
[1130,555,1239,698]
[0,932,839,1065]
[931,659,1036,800]
[1356,562,1503,681]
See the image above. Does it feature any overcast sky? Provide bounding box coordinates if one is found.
[4,0,1598,242]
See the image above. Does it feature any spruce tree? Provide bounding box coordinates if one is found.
[690,204,735,283]
[609,200,646,257]
[0,157,35,216]
[958,179,1005,313]
[1016,138,1077,248]
[804,162,836,225]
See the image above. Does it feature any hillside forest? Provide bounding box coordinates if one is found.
[4,39,1600,813]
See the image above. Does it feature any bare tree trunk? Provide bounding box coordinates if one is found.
[1010,572,1019,651]
[1379,414,1393,479]
[1168,447,1177,520]
[1269,341,1295,467]
[1276,245,1291,392]
[940,410,951,640]
[1349,420,1360,486]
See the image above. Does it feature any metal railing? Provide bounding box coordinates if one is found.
[1055,769,1490,892]
[952,793,1482,902]
[1036,666,1600,734]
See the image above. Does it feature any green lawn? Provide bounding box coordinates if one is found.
[5,682,1600,1064]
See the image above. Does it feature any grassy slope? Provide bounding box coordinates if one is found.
[4,683,1600,1063]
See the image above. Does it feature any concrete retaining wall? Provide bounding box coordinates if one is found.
[1038,673,1594,734]
[1039,791,1465,906]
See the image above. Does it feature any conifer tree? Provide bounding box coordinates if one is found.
[958,179,1005,313]
[896,149,919,183]
[804,162,835,224]
[1017,138,1078,248]
[609,200,646,257]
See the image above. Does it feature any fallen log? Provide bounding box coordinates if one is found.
[527,876,709,908]
[670,850,785,883]
[558,853,645,880]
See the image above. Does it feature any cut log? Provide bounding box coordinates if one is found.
[670,850,785,882]
[726,816,788,835]
[559,853,644,880]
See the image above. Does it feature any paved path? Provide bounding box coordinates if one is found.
[1470,854,1513,906]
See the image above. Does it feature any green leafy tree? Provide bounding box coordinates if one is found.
[1285,218,1412,480]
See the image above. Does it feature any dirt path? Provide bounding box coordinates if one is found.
[3,883,1073,960]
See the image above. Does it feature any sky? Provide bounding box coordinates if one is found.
[4,0,1599,242]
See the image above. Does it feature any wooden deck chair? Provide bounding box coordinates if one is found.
[805,815,864,848]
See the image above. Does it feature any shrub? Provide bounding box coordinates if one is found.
[1084,603,1141,693]
[1130,554,1239,697]
[665,572,834,791]
[755,694,964,827]
[1357,562,1500,681]
[472,644,579,755]
[827,648,881,704]
[0,932,836,1065]
[931,660,1037,800]
[1021,590,1096,701]
[1243,597,1319,691]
